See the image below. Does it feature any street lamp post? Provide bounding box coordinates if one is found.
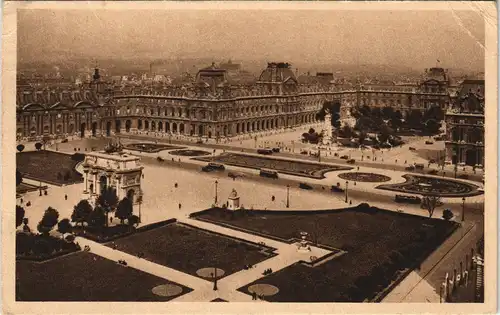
[286,185,290,208]
[461,197,466,222]
[213,267,218,291]
[214,180,218,205]
[345,181,349,203]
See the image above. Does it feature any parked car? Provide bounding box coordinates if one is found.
[425,141,434,145]
[331,185,345,193]
[299,183,313,190]
[301,150,309,155]
[405,165,415,171]
[196,139,203,144]
[409,147,416,151]
[429,159,436,164]
[260,168,279,179]
[340,155,349,160]
[395,194,422,204]
[414,163,425,170]
[157,156,165,162]
[257,148,273,155]
[272,147,280,153]
[428,169,439,175]
[201,163,225,172]
[347,159,356,164]
[61,138,69,143]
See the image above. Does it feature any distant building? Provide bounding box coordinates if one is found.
[219,59,241,72]
[444,79,485,167]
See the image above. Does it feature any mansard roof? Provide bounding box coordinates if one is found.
[17,87,99,110]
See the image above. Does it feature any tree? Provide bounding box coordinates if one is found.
[16,169,23,186]
[421,195,442,218]
[425,119,441,134]
[71,199,93,227]
[128,215,140,227]
[97,186,119,227]
[357,131,367,145]
[339,125,354,138]
[116,197,133,224]
[37,207,59,236]
[16,144,25,152]
[359,105,372,117]
[424,105,445,121]
[88,206,107,228]
[332,112,341,128]
[34,142,43,151]
[382,106,395,120]
[371,107,383,118]
[378,124,394,144]
[57,218,72,234]
[355,116,373,131]
[16,205,25,228]
[407,109,423,129]
[389,116,403,131]
[301,132,310,142]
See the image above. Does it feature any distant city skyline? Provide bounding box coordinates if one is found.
[18,9,485,72]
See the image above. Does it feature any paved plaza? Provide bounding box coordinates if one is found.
[15,133,485,303]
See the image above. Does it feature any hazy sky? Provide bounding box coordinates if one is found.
[18,9,485,70]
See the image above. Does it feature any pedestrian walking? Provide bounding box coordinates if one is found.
[179,203,182,210]
[64,194,68,200]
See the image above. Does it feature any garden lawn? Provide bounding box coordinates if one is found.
[195,153,352,179]
[193,207,457,302]
[16,151,83,185]
[105,222,275,279]
[16,251,191,301]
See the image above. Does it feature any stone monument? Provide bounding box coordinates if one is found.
[297,231,311,253]
[227,189,240,210]
[339,103,356,129]
[322,109,333,145]
[82,139,144,204]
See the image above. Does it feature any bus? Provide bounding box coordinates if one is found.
[260,168,279,179]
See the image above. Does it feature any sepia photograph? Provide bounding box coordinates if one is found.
[2,1,497,314]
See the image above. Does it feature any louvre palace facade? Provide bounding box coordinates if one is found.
[17,62,455,142]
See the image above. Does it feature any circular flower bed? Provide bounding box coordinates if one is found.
[151,284,183,297]
[169,149,211,157]
[338,172,391,183]
[248,284,280,296]
[377,174,483,197]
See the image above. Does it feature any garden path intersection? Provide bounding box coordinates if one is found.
[75,216,333,302]
[16,129,484,303]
